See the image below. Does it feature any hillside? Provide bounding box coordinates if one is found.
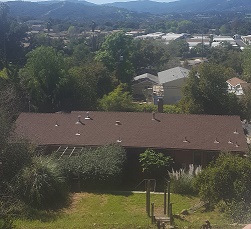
[6,1,137,21]
[106,0,251,14]
[4,0,251,21]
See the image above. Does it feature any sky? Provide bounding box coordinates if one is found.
[2,0,178,5]
[87,0,177,4]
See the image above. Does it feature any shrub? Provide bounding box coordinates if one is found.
[13,156,68,209]
[58,144,127,189]
[194,153,251,223]
[1,142,33,184]
[139,149,173,178]
[169,164,201,194]
[139,149,173,190]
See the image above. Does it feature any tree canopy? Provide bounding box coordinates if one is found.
[180,63,240,115]
[20,46,69,112]
[95,31,135,84]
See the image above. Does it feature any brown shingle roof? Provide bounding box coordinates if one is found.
[14,111,248,152]
[227,77,247,87]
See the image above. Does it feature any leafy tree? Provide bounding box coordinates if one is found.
[139,149,173,186]
[95,31,135,84]
[166,39,189,58]
[0,3,27,68]
[1,142,33,184]
[98,84,135,111]
[68,62,113,110]
[180,63,240,115]
[132,39,170,75]
[240,85,251,121]
[242,46,251,82]
[28,33,65,52]
[20,46,69,112]
[194,153,251,222]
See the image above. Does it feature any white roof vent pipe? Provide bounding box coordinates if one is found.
[85,111,91,120]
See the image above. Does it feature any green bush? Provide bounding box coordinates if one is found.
[169,164,201,194]
[139,149,173,190]
[194,153,251,223]
[134,103,181,114]
[13,156,68,209]
[1,142,33,183]
[139,149,173,177]
[58,144,126,189]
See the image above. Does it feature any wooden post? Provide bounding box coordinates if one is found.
[170,203,173,226]
[164,188,167,215]
[146,180,151,216]
[167,181,171,217]
[151,202,155,224]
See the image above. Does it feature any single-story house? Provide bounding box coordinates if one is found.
[158,67,190,104]
[132,73,159,101]
[132,67,190,104]
[14,111,248,172]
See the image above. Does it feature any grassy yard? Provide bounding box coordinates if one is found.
[14,192,245,229]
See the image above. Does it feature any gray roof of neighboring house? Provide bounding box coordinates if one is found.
[133,73,159,84]
[158,67,190,84]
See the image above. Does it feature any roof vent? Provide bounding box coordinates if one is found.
[228,140,233,144]
[85,111,91,120]
[183,137,190,143]
[214,138,220,144]
[152,112,156,120]
[55,121,59,127]
[235,142,239,147]
[75,130,80,136]
[115,120,122,125]
[116,137,122,143]
[234,129,239,134]
[75,115,82,124]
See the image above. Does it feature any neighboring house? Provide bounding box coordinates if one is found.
[132,67,190,104]
[14,111,248,173]
[242,35,251,45]
[226,77,250,97]
[158,67,190,104]
[132,73,159,101]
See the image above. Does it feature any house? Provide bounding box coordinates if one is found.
[242,35,251,45]
[132,67,190,104]
[132,73,159,101]
[157,67,190,104]
[14,111,248,173]
[226,77,250,97]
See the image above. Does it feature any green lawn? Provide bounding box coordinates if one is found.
[14,192,244,229]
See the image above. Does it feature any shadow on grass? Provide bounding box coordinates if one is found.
[81,190,134,197]
[18,195,72,222]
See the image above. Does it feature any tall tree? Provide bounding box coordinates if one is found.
[242,46,251,82]
[20,46,69,112]
[98,84,134,112]
[68,62,114,110]
[132,39,170,75]
[0,3,27,68]
[180,63,240,115]
[95,32,135,84]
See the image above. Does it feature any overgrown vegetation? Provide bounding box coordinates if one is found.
[194,153,251,223]
[12,156,68,209]
[58,144,127,190]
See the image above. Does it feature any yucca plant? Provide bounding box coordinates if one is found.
[12,156,68,209]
